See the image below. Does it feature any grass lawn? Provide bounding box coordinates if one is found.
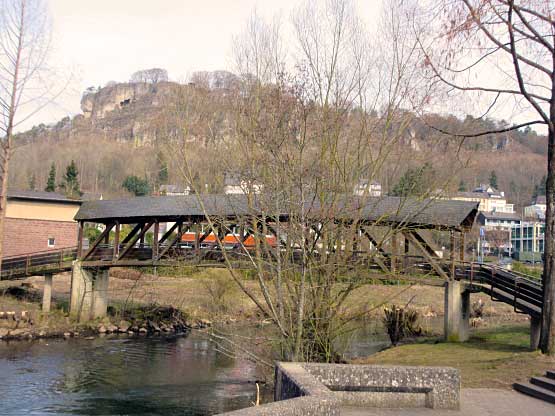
[354,324,555,389]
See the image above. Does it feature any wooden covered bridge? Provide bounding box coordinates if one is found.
[0,194,544,347]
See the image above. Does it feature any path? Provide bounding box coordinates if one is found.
[341,389,553,415]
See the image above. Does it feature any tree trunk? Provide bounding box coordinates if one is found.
[0,151,9,275]
[540,112,555,355]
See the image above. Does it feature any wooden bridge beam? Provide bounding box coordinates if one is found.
[120,223,143,246]
[81,222,115,260]
[157,221,185,260]
[403,230,449,280]
[118,221,153,260]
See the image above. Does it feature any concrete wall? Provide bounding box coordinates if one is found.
[217,362,460,415]
[3,218,78,257]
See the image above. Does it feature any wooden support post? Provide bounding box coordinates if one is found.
[153,221,160,259]
[104,226,110,244]
[113,222,120,260]
[450,231,456,280]
[459,232,465,262]
[391,233,398,273]
[194,222,200,258]
[77,221,84,258]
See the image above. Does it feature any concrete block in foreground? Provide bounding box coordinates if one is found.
[218,362,460,415]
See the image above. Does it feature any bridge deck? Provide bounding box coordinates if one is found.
[1,245,543,317]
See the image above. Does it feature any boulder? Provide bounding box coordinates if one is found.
[106,324,118,333]
[118,320,131,333]
[9,328,28,337]
[98,325,107,334]
[0,328,9,338]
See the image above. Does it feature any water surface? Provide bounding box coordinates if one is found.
[0,333,259,416]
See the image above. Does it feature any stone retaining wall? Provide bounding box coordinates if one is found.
[217,362,460,415]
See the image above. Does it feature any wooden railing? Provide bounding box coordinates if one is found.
[0,244,544,317]
[1,247,78,280]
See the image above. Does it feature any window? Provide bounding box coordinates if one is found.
[47,237,55,247]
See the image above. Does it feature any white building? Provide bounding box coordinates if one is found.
[524,195,546,220]
[451,184,514,213]
[159,184,190,196]
[223,173,263,195]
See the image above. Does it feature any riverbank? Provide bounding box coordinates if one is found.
[0,267,526,342]
[353,323,555,389]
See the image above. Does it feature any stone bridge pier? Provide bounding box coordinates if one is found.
[444,279,541,350]
[69,261,109,321]
[444,280,470,342]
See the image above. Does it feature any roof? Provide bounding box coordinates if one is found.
[75,194,479,230]
[534,195,546,205]
[8,190,82,204]
[478,211,521,221]
[454,191,504,200]
[160,184,189,193]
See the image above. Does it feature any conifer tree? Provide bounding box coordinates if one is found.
[489,171,498,189]
[45,163,56,192]
[60,160,81,198]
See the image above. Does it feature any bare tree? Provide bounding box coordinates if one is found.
[161,0,462,363]
[130,68,169,84]
[413,0,555,354]
[0,0,52,268]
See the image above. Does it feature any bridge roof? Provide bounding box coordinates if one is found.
[74,194,479,230]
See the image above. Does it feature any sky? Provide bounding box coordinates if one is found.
[31,0,381,130]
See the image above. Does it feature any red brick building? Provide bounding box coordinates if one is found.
[3,191,82,257]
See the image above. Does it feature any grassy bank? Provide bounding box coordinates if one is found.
[354,324,555,389]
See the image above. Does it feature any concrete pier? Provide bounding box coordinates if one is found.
[444,280,470,342]
[41,273,53,313]
[69,261,109,321]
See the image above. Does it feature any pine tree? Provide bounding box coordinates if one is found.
[458,179,466,192]
[60,160,82,198]
[489,170,498,189]
[45,163,56,192]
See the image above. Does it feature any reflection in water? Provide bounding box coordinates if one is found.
[0,320,443,415]
[0,333,258,416]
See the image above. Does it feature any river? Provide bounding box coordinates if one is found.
[0,321,430,416]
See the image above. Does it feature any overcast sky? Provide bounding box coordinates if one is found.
[32,0,380,130]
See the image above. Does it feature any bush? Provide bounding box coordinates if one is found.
[383,305,422,346]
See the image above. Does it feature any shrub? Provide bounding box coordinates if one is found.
[383,305,422,346]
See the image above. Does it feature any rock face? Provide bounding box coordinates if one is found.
[80,82,175,120]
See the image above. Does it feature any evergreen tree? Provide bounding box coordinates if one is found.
[45,163,56,192]
[122,175,151,196]
[458,179,466,192]
[391,163,434,197]
[489,170,498,189]
[60,160,82,198]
